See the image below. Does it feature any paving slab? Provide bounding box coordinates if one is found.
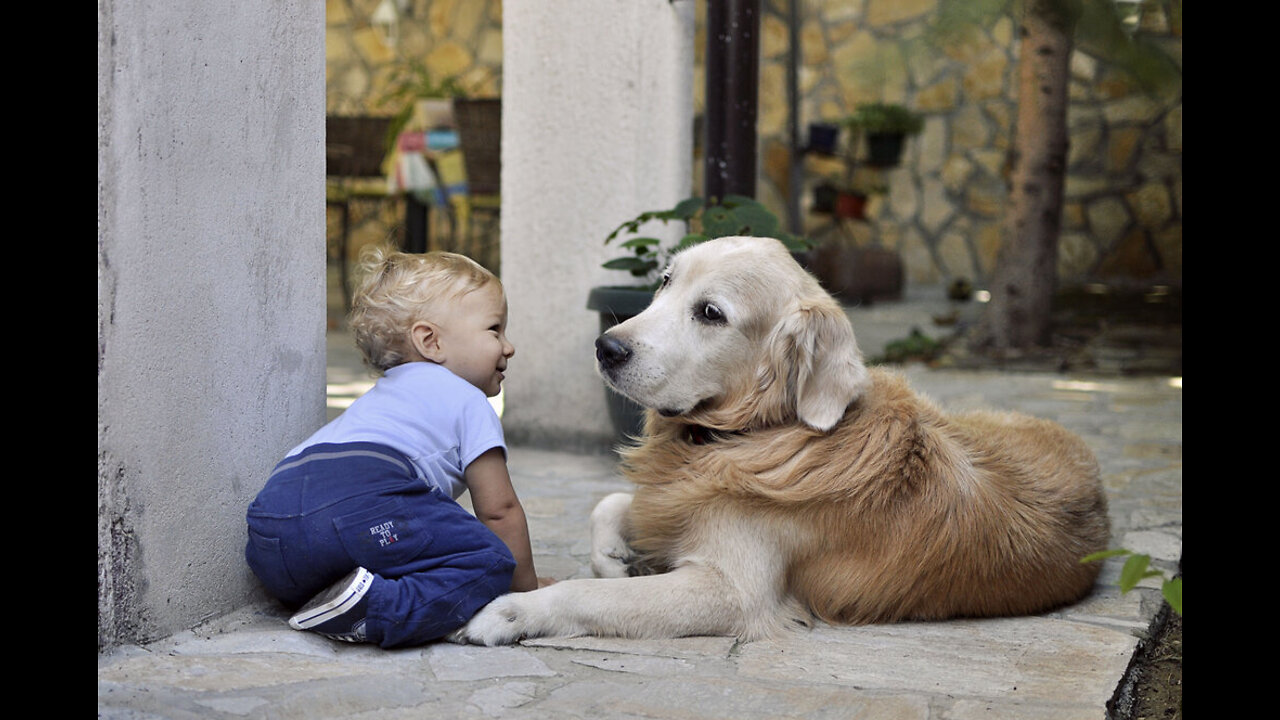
[100,341,1181,719]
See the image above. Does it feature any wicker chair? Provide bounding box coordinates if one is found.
[452,98,502,273]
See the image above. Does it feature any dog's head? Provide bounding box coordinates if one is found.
[595,236,869,432]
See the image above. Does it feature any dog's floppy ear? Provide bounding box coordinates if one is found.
[770,300,869,431]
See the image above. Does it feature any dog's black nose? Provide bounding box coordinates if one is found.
[595,334,632,369]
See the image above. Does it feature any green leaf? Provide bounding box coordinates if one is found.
[619,237,661,251]
[779,233,815,252]
[720,194,761,208]
[602,257,658,274]
[1162,577,1182,615]
[1118,553,1163,594]
[672,196,705,220]
[605,220,643,243]
[1080,548,1132,564]
[700,206,740,238]
[730,204,780,236]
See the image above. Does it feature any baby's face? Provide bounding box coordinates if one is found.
[434,283,514,397]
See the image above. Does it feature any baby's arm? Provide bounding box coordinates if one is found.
[465,448,540,592]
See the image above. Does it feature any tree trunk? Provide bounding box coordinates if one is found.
[975,0,1079,351]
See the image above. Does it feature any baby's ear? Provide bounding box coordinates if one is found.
[409,321,444,362]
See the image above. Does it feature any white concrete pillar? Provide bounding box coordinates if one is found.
[97,0,326,646]
[501,0,696,450]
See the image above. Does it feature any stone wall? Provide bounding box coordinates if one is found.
[326,0,503,112]
[325,0,505,272]
[325,0,1182,290]
[750,0,1182,289]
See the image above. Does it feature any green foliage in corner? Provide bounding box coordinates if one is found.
[1082,548,1182,616]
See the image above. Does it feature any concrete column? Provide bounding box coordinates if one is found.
[97,0,326,647]
[501,1,696,450]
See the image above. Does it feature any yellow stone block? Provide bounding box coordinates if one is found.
[326,0,350,26]
[801,21,829,65]
[915,77,958,112]
[1107,127,1142,173]
[961,49,1008,101]
[762,14,790,59]
[430,0,458,38]
[353,26,396,65]
[866,0,936,27]
[426,41,473,79]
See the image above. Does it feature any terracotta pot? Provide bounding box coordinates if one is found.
[834,191,867,220]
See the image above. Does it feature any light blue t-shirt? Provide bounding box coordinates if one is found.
[289,362,505,499]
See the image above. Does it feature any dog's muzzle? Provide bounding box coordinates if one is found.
[595,334,632,372]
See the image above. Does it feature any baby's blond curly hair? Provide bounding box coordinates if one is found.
[348,245,500,373]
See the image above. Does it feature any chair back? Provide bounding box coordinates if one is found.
[452,99,501,197]
[326,116,394,178]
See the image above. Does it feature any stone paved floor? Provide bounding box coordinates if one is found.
[98,358,1182,719]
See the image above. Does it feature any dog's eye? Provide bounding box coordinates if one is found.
[697,302,726,325]
[660,272,671,289]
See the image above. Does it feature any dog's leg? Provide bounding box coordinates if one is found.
[590,492,635,579]
[451,511,797,645]
[449,565,740,646]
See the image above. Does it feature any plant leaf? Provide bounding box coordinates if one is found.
[619,237,662,251]
[720,194,761,208]
[730,204,780,236]
[1162,577,1182,616]
[1118,553,1154,593]
[602,257,658,274]
[700,206,740,238]
[1080,548,1132,564]
[672,196,705,220]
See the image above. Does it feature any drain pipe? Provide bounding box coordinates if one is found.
[786,0,801,233]
[703,0,760,201]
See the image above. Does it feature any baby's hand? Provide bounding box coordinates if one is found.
[537,576,557,588]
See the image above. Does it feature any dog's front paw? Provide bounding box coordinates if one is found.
[448,595,531,646]
[591,541,635,579]
[590,492,636,579]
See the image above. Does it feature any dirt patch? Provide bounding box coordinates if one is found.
[1109,606,1183,719]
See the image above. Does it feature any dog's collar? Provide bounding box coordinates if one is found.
[684,425,741,445]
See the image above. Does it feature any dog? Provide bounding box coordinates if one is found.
[452,235,1109,645]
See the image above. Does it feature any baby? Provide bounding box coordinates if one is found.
[245,247,544,647]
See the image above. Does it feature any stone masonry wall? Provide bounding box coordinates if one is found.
[751,0,1182,289]
[324,0,504,273]
[326,0,1182,289]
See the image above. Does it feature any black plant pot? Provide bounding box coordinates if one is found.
[812,182,838,213]
[806,122,840,155]
[866,132,907,167]
[586,286,655,440]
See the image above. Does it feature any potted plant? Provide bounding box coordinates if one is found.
[588,195,811,438]
[842,103,924,168]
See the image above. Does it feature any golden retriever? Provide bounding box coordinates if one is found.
[452,235,1109,645]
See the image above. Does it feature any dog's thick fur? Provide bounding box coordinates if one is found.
[453,236,1109,645]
